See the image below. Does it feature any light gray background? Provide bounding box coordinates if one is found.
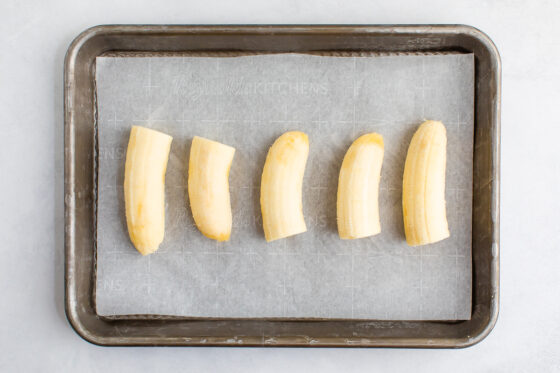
[95,54,473,319]
[1,0,558,371]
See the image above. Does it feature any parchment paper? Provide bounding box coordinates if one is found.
[95,53,473,320]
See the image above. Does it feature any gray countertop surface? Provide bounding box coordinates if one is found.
[1,0,558,371]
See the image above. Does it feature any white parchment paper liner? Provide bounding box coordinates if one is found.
[95,53,473,320]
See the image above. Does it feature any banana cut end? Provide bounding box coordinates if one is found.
[131,125,174,143]
[264,226,307,243]
[405,229,450,247]
[192,135,236,155]
[338,229,382,241]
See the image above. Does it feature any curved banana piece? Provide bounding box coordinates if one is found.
[337,133,384,239]
[124,126,173,255]
[260,131,309,242]
[402,120,449,246]
[188,136,235,241]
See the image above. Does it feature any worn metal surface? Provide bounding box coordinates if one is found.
[64,25,500,347]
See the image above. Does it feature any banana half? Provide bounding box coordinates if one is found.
[337,133,384,239]
[124,126,173,255]
[402,120,450,246]
[188,136,236,241]
[260,131,309,242]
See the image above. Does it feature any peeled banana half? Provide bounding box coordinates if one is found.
[260,131,309,242]
[188,136,236,241]
[402,120,450,246]
[124,126,173,255]
[337,133,384,240]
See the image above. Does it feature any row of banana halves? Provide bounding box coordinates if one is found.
[124,120,449,255]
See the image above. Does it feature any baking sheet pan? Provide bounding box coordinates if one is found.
[64,25,500,347]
